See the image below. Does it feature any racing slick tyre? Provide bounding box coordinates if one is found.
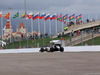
[39,48,44,52]
[50,48,54,52]
[60,47,64,52]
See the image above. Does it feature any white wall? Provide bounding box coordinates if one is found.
[0,46,100,53]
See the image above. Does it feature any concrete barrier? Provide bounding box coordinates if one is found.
[0,46,100,53]
[0,48,40,53]
[64,46,100,52]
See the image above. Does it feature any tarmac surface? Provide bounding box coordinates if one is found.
[0,52,100,75]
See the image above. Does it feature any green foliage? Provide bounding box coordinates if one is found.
[76,36,100,46]
[4,35,70,49]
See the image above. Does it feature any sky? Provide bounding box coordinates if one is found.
[1,0,100,34]
[1,0,100,16]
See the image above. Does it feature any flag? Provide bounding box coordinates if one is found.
[13,12,19,19]
[76,16,79,20]
[63,14,68,20]
[26,15,29,19]
[79,14,82,19]
[44,14,50,21]
[32,12,40,20]
[0,11,2,18]
[29,14,34,19]
[28,13,34,19]
[5,12,10,19]
[21,13,25,19]
[26,12,34,19]
[57,14,62,21]
[69,14,75,21]
[55,15,58,20]
[63,20,66,24]
[3,26,6,31]
[76,14,82,20]
[39,13,46,19]
[50,14,56,20]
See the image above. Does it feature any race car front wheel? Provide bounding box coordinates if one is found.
[60,47,64,52]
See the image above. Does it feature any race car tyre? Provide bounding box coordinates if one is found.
[50,48,54,52]
[45,48,48,51]
[60,47,64,52]
[40,48,44,52]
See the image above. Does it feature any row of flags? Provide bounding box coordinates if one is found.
[0,11,82,24]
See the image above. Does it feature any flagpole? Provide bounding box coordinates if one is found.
[62,20,63,32]
[2,13,3,46]
[33,20,34,36]
[54,19,56,35]
[31,18,33,37]
[68,16,69,24]
[56,20,58,35]
[60,21,62,32]
[8,8,12,43]
[0,11,3,47]
[44,20,46,37]
[24,0,28,48]
[49,19,51,38]
[10,10,11,43]
[60,21,63,46]
[18,13,21,47]
[38,12,40,38]
[32,19,36,48]
[33,19,35,47]
[82,14,83,24]
[43,20,45,47]
[74,14,76,24]
[54,20,55,35]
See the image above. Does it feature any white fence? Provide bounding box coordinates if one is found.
[0,46,100,53]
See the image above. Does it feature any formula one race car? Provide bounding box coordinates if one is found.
[39,40,64,52]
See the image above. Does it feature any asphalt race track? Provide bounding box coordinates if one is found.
[0,52,100,75]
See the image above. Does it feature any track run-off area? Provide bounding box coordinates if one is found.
[0,46,100,75]
[0,52,100,75]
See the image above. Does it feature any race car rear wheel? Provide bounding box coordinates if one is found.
[39,48,44,52]
[60,47,64,52]
[50,48,54,52]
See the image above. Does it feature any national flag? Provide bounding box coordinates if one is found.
[63,14,68,20]
[69,14,75,21]
[59,19,62,22]
[57,14,62,21]
[28,13,34,19]
[3,26,6,31]
[76,16,79,20]
[21,13,25,19]
[13,12,19,19]
[32,12,40,20]
[5,12,10,19]
[26,15,29,19]
[26,13,34,19]
[63,20,66,24]
[76,14,82,20]
[79,14,82,19]
[29,14,34,19]
[50,14,56,20]
[55,15,58,20]
[0,11,2,18]
[39,13,46,19]
[44,14,50,21]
